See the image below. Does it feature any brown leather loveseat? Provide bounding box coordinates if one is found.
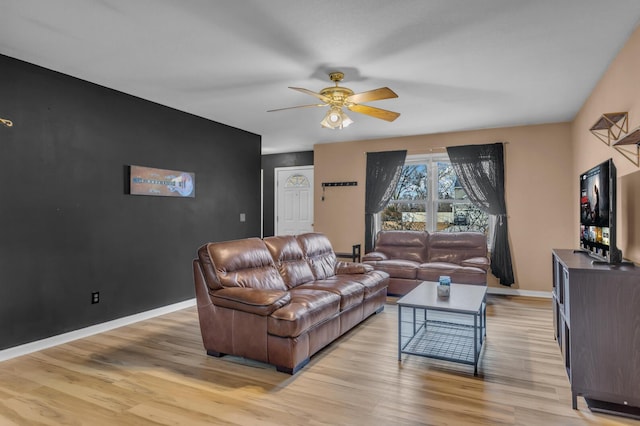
[193,232,389,374]
[362,230,489,295]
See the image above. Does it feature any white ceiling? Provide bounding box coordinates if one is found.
[2,1,640,154]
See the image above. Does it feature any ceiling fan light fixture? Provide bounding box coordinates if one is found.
[340,111,354,128]
[269,71,399,128]
[321,107,353,129]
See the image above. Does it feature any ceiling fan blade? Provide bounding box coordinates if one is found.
[346,87,398,104]
[267,103,326,112]
[289,87,332,103]
[348,104,400,122]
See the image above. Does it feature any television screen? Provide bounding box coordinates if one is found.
[579,158,618,261]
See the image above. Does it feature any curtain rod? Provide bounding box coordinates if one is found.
[365,142,509,154]
[425,142,510,152]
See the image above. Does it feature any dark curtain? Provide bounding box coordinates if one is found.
[365,150,407,252]
[446,143,514,286]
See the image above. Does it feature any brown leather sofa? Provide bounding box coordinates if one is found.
[192,232,389,374]
[362,230,489,296]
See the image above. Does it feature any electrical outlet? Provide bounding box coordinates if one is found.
[91,291,100,304]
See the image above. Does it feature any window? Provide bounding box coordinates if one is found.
[285,174,310,188]
[379,154,489,234]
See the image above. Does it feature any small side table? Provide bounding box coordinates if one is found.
[397,281,487,375]
[335,244,361,263]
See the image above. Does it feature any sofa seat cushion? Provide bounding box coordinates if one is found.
[268,289,341,338]
[363,259,419,280]
[349,270,389,297]
[297,277,365,311]
[335,261,373,274]
[417,262,487,285]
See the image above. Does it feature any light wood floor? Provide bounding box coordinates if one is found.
[1,295,639,425]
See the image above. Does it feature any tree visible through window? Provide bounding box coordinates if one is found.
[379,155,489,233]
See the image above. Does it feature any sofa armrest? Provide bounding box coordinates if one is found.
[211,287,291,316]
[362,251,388,262]
[335,261,374,275]
[461,257,490,271]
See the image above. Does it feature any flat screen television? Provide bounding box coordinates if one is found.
[579,158,623,264]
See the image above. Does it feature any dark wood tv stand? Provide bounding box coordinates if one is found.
[552,249,640,419]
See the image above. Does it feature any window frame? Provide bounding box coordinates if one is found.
[378,153,490,237]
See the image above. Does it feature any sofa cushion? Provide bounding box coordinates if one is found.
[370,230,429,263]
[361,251,388,262]
[263,235,315,288]
[335,261,373,274]
[364,259,420,280]
[268,289,341,338]
[349,270,390,298]
[461,257,491,271]
[296,233,338,280]
[297,276,365,311]
[211,287,291,316]
[427,232,488,264]
[417,262,487,285]
[205,238,287,291]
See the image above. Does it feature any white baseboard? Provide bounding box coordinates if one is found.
[0,298,196,363]
[1,289,550,363]
[487,287,552,299]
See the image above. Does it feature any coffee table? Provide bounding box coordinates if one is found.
[397,281,487,375]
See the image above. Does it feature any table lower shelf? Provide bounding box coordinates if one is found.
[398,302,486,375]
[401,320,478,365]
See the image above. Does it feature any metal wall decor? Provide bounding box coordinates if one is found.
[590,112,639,167]
[613,126,640,167]
[589,112,627,146]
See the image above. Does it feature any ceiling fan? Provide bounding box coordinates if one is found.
[268,72,400,129]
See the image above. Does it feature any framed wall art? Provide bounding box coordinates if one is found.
[127,165,195,198]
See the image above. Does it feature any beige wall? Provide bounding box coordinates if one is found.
[314,123,573,292]
[572,24,640,263]
[314,24,640,293]
[620,171,640,262]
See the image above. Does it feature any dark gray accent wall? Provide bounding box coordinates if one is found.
[0,55,261,350]
[261,151,314,237]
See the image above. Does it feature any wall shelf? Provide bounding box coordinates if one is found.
[589,112,628,146]
[614,126,640,146]
[613,127,640,166]
[589,112,639,167]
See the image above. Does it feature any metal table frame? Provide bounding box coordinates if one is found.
[397,282,487,375]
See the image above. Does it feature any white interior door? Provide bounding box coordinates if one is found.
[275,166,314,236]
